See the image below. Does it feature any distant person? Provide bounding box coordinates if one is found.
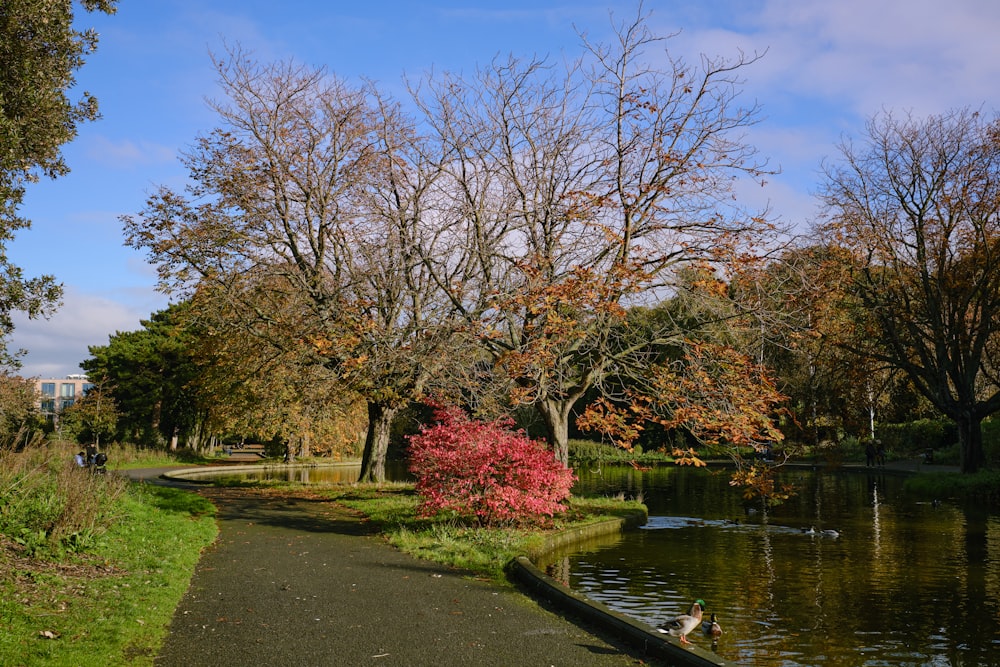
[865,440,876,467]
[85,443,98,465]
[74,451,86,467]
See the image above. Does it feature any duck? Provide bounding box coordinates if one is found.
[821,529,840,538]
[802,526,816,535]
[656,599,704,644]
[702,612,723,638]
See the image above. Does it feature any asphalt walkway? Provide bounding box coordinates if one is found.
[126,468,663,667]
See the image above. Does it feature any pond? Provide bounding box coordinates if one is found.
[542,464,1000,666]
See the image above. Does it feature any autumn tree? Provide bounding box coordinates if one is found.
[576,267,791,487]
[729,244,890,446]
[0,0,116,365]
[125,10,783,479]
[413,8,777,464]
[124,48,465,482]
[817,108,1000,473]
[184,283,367,461]
[0,372,44,448]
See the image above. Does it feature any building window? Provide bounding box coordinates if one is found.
[83,383,94,394]
[41,382,55,397]
[41,399,55,413]
[60,398,74,410]
[60,383,75,398]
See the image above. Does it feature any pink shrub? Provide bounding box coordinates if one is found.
[407,405,576,526]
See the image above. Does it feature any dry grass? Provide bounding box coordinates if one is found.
[0,442,129,558]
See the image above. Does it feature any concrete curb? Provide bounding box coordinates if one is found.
[160,461,362,484]
[509,517,737,667]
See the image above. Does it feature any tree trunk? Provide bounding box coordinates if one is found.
[957,411,986,474]
[186,419,203,451]
[151,399,161,436]
[298,430,311,459]
[537,398,572,467]
[359,402,398,483]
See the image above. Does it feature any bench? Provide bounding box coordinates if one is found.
[225,444,267,458]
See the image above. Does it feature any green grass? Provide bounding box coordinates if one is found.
[104,444,223,469]
[0,483,217,667]
[0,442,642,664]
[568,438,675,464]
[318,483,646,580]
[904,469,1000,503]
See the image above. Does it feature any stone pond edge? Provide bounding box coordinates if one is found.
[508,512,736,667]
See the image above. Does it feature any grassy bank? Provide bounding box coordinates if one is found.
[904,469,1000,503]
[314,483,647,580]
[2,443,642,664]
[0,445,217,667]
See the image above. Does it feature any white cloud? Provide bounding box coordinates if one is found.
[9,288,158,379]
[86,136,176,169]
[751,0,1000,116]
[646,0,1000,229]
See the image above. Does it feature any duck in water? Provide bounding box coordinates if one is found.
[703,612,723,639]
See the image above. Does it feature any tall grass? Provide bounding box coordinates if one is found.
[0,443,218,666]
[0,443,129,557]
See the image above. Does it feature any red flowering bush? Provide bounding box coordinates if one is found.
[407,405,576,527]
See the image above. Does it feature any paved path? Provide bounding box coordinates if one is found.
[126,469,662,667]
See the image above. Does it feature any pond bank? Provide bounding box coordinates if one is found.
[128,468,674,666]
[135,458,960,666]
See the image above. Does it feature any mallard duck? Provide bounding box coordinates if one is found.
[702,612,722,638]
[656,599,704,644]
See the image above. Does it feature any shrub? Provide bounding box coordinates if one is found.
[408,405,575,527]
[876,419,955,454]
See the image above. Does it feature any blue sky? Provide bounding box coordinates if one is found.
[11,0,1000,378]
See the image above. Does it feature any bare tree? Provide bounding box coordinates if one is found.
[413,7,775,464]
[817,108,1000,473]
[124,47,461,482]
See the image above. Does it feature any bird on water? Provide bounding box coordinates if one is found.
[703,612,723,638]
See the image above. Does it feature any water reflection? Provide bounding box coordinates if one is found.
[556,465,1000,666]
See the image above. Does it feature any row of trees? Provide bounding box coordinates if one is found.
[106,12,1000,478]
[8,5,1000,480]
[120,11,787,482]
